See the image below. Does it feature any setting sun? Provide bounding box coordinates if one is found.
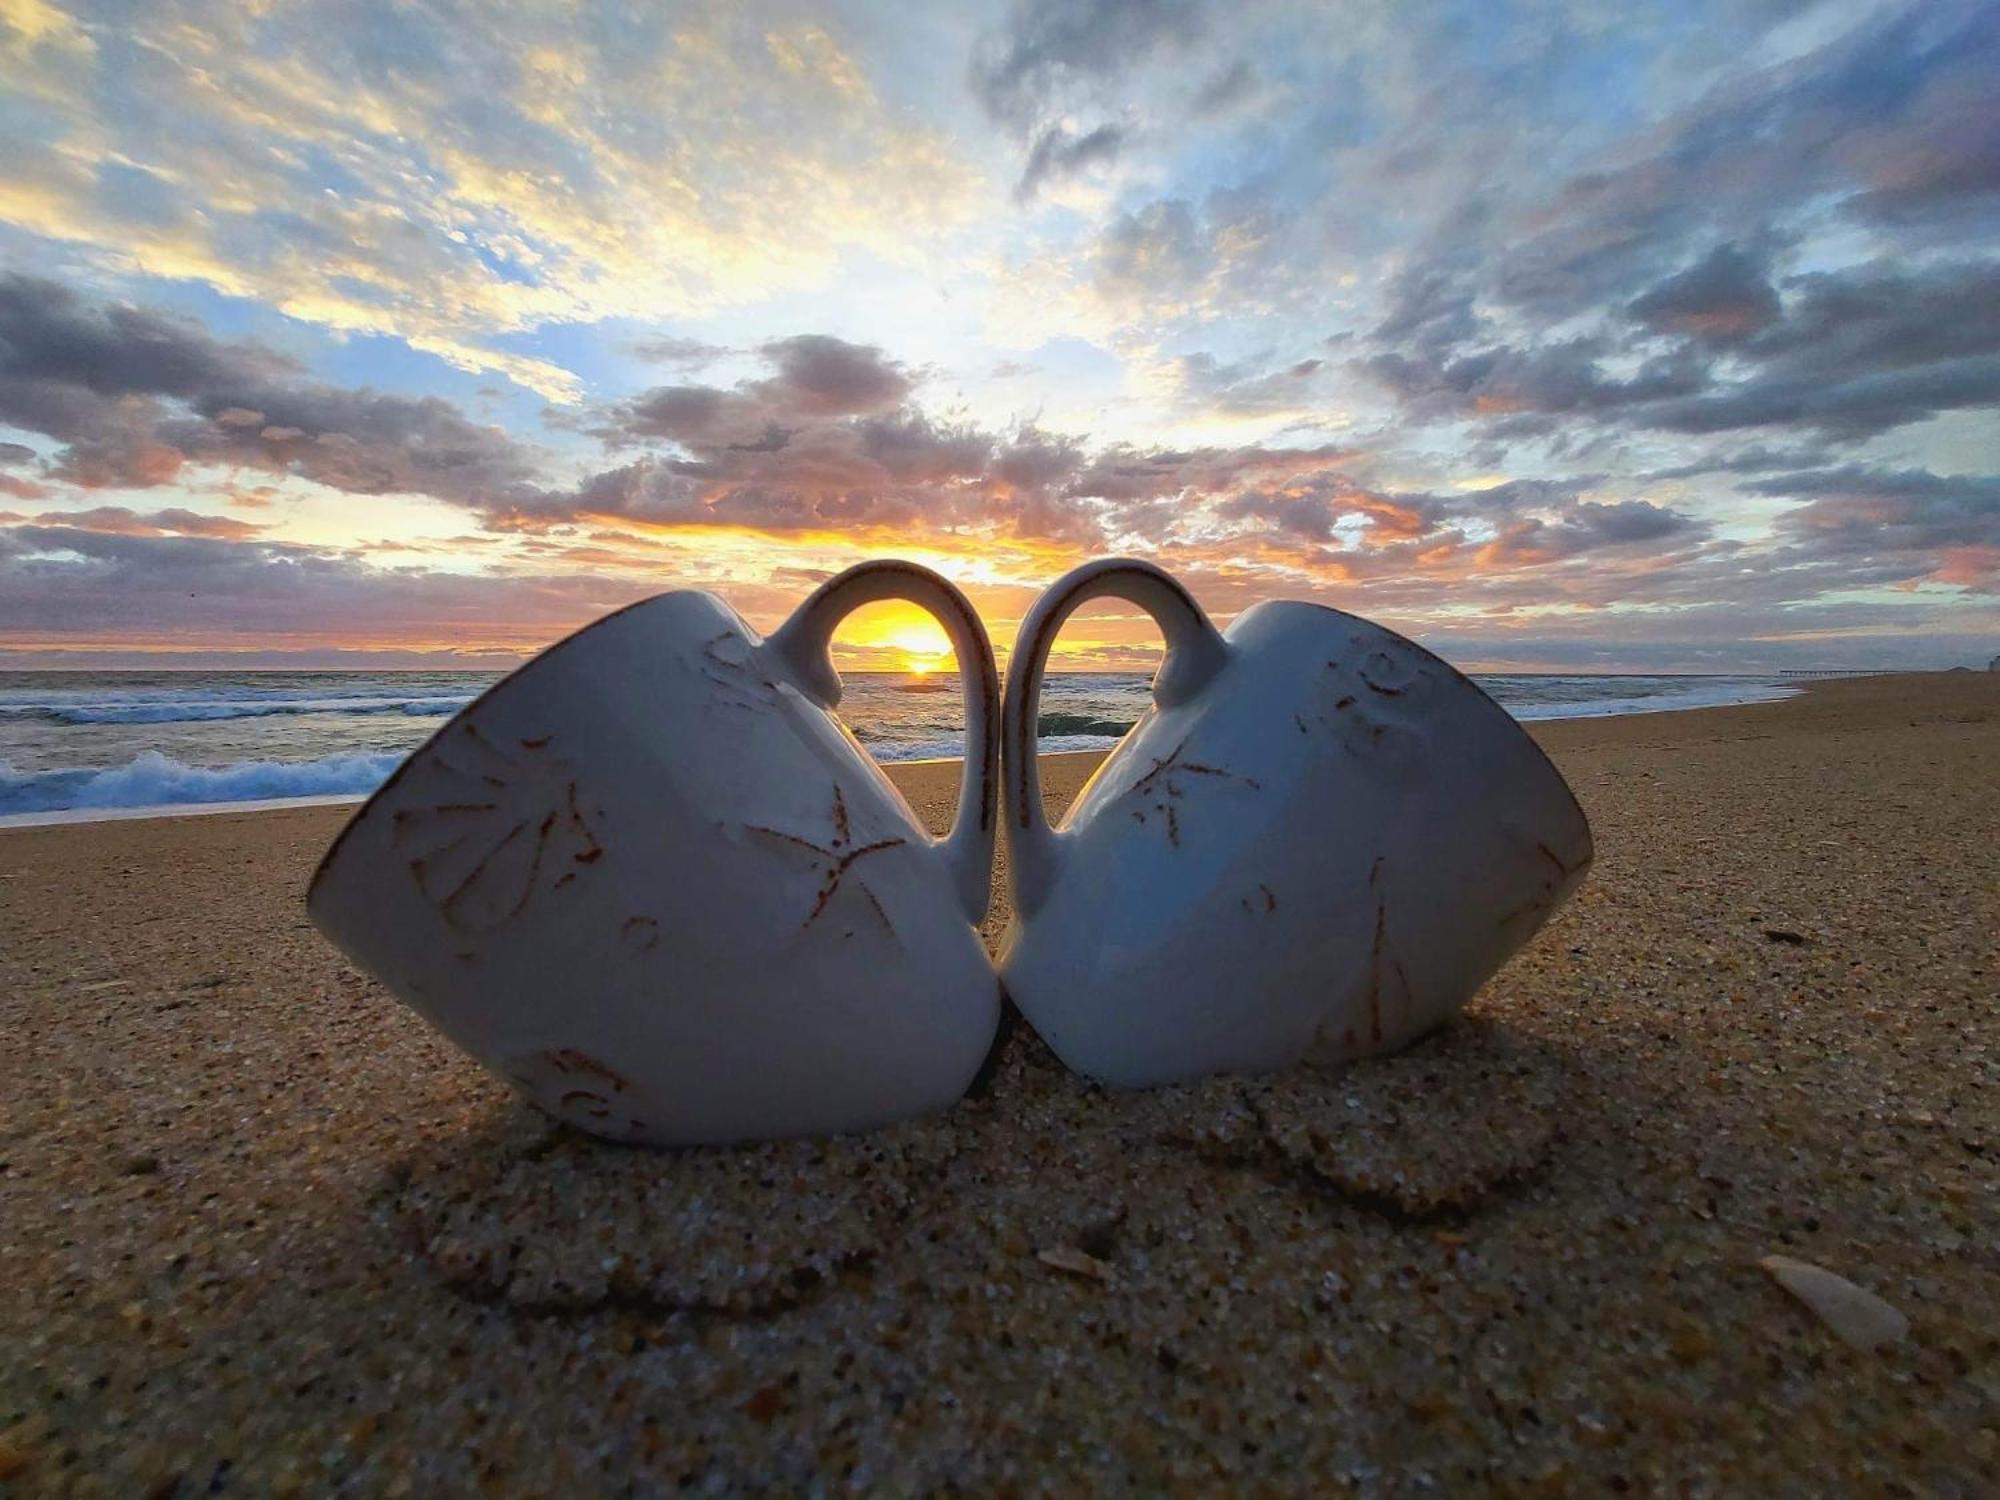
[832,600,958,675]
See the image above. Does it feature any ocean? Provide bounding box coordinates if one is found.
[0,668,1797,820]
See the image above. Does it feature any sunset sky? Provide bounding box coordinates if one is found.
[0,0,1995,673]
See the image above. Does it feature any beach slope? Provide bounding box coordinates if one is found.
[0,674,1995,1493]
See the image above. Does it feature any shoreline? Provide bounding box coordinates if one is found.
[1,669,1994,1490]
[0,672,1833,830]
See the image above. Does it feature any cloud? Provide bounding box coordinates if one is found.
[970,0,1203,132]
[1747,465,2000,590]
[1627,243,1781,344]
[1362,254,2000,442]
[7,505,265,539]
[628,335,733,369]
[0,4,977,398]
[1017,122,1126,201]
[0,273,545,500]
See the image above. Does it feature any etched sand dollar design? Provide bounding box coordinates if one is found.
[505,1048,653,1139]
[391,724,605,934]
[1356,642,1421,697]
[1307,638,1433,764]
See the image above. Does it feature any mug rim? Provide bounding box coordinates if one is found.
[1250,597,1594,859]
[305,589,684,908]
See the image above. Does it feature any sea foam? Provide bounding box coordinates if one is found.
[0,750,405,816]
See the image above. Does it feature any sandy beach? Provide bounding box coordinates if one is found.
[1,673,1995,1495]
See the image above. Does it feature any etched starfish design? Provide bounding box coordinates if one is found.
[1123,736,1261,848]
[745,784,906,935]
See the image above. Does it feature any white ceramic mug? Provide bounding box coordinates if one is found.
[309,560,1001,1145]
[999,558,1593,1089]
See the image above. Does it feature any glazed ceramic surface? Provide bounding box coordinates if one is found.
[999,558,1593,1090]
[309,561,1001,1146]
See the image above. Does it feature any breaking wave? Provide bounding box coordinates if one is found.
[0,750,404,816]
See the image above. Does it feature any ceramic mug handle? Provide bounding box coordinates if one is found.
[765,560,1000,925]
[1004,558,1230,916]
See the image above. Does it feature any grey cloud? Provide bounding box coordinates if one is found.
[1017,122,1126,201]
[628,335,733,368]
[605,336,912,451]
[7,506,265,539]
[1172,350,1331,416]
[970,0,1204,132]
[759,335,913,416]
[0,274,543,500]
[1628,243,1781,344]
[1747,466,2000,571]
[1642,355,2000,440]
[1097,198,1213,298]
[1364,253,2000,442]
[0,524,649,641]
[1191,60,1257,119]
[1491,5,2000,323]
[0,275,297,431]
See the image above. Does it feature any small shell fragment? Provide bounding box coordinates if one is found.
[1037,1245,1112,1281]
[1759,1254,1909,1350]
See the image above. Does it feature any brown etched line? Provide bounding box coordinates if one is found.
[541,1049,630,1090]
[1239,883,1279,917]
[1536,840,1582,879]
[621,915,660,951]
[394,802,498,822]
[432,817,528,929]
[803,839,906,930]
[1122,736,1262,847]
[1497,839,1584,928]
[519,736,551,750]
[405,826,478,874]
[1367,856,1389,1046]
[749,783,907,935]
[564,781,604,864]
[746,825,825,855]
[856,881,896,939]
[699,630,782,712]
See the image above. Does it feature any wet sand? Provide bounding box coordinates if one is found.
[1,673,1995,1495]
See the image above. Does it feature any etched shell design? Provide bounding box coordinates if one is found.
[390,723,605,934]
[696,628,782,714]
[504,1048,654,1140]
